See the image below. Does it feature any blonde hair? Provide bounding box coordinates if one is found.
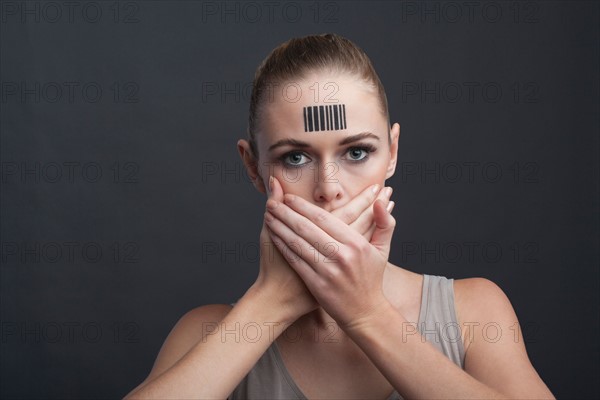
[247,33,390,159]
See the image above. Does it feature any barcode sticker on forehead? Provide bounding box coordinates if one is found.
[303,104,347,132]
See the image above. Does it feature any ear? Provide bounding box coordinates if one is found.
[237,139,267,194]
[385,123,400,180]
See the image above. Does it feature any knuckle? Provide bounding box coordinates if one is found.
[358,240,371,254]
[323,267,339,282]
[314,211,328,223]
[295,219,310,235]
[342,209,357,223]
[336,248,353,265]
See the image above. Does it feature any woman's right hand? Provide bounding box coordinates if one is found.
[251,175,319,321]
[251,176,395,322]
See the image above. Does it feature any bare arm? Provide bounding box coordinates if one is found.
[342,278,556,399]
[122,285,296,400]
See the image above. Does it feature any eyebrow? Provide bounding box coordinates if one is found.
[268,131,380,152]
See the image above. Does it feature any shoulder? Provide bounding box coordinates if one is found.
[453,277,511,317]
[451,278,556,398]
[453,276,508,308]
[452,277,514,353]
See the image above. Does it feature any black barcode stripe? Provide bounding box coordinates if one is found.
[307,106,313,131]
[319,106,325,131]
[332,105,335,130]
[303,107,307,132]
[333,104,339,130]
[341,104,346,129]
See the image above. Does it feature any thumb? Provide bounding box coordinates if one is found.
[369,199,396,259]
[269,175,285,203]
[263,175,284,232]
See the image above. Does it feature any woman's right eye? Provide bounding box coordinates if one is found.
[280,151,311,167]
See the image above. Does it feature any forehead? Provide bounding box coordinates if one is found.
[259,73,384,138]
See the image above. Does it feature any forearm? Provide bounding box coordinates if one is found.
[344,301,509,399]
[124,286,295,400]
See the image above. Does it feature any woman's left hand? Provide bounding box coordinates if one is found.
[263,192,396,331]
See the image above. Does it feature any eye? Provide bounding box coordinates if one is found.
[344,145,376,163]
[347,147,368,161]
[280,151,311,168]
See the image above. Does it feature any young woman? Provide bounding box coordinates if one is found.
[124,33,555,399]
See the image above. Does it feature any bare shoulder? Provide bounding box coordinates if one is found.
[134,304,234,390]
[453,276,510,317]
[452,277,511,320]
[451,277,555,398]
[452,277,512,353]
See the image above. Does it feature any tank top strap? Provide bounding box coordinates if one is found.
[417,274,466,368]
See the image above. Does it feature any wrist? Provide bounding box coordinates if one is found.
[340,296,396,338]
[242,283,301,326]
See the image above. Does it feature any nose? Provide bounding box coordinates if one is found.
[312,161,342,209]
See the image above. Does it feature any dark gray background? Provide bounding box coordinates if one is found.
[1,0,598,398]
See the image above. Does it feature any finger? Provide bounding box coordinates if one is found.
[262,175,282,235]
[279,193,367,247]
[268,175,285,203]
[265,208,341,274]
[362,199,394,241]
[370,199,397,260]
[349,186,393,236]
[263,175,285,232]
[330,183,380,225]
[387,201,395,214]
[266,223,320,285]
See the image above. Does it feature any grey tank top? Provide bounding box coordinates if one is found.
[227,274,465,400]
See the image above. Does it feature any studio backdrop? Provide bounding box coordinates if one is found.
[1,1,598,398]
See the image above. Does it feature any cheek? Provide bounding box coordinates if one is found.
[268,168,312,196]
[332,159,388,184]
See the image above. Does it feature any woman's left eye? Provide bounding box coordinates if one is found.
[346,147,370,161]
[344,145,376,162]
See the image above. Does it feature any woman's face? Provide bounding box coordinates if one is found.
[239,72,399,212]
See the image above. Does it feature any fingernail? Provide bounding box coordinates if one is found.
[269,175,274,192]
[386,187,393,198]
[387,201,395,213]
[371,184,380,193]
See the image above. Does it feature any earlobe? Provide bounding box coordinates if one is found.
[254,175,266,194]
